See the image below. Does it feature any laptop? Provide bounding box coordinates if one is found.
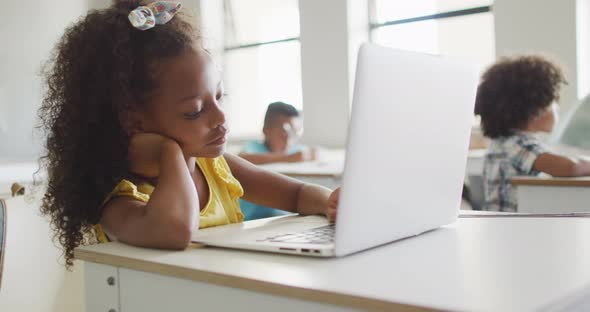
[191,43,479,257]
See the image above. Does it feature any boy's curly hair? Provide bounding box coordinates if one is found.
[474,55,566,138]
[38,0,200,267]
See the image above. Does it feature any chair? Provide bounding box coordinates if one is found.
[551,94,590,148]
[0,193,84,311]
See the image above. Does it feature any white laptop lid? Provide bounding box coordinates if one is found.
[334,44,478,256]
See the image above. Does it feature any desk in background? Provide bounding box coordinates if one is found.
[76,217,590,312]
[510,143,590,213]
[465,146,590,211]
[512,176,590,213]
[258,149,345,190]
[257,148,487,193]
[0,160,44,198]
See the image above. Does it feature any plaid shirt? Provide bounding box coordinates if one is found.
[483,132,548,212]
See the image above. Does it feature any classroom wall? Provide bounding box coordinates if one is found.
[298,0,354,148]
[347,0,370,117]
[437,12,496,72]
[87,0,108,10]
[0,0,204,159]
[194,0,224,63]
[0,1,88,160]
[494,0,583,112]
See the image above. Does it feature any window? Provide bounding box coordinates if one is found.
[369,1,495,72]
[223,0,302,139]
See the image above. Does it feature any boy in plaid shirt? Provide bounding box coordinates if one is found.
[475,55,590,211]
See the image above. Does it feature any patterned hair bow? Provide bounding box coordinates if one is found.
[128,2,182,31]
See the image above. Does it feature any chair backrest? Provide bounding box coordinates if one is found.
[551,94,590,148]
[0,193,84,311]
[0,198,6,289]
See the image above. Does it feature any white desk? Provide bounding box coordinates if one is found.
[258,149,345,189]
[465,146,590,210]
[76,217,590,312]
[510,144,590,213]
[512,176,590,213]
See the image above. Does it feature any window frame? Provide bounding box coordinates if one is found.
[222,0,303,140]
[368,1,492,41]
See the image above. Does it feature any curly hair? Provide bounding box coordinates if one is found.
[474,55,566,138]
[38,0,200,267]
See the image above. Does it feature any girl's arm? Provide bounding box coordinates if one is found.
[534,153,590,177]
[100,135,199,249]
[225,153,337,221]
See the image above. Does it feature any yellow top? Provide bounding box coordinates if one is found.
[95,156,244,243]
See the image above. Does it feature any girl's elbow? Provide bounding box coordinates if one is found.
[170,235,192,249]
[168,229,192,249]
[167,219,195,249]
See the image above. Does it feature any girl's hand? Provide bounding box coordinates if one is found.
[128,133,179,177]
[286,147,318,163]
[326,187,340,222]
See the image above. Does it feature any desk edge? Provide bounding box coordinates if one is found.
[511,177,590,187]
[74,248,436,312]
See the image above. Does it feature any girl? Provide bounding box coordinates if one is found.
[39,0,339,267]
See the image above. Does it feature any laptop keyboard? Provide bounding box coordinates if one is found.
[260,224,335,245]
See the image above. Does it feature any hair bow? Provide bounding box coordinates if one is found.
[128,2,182,31]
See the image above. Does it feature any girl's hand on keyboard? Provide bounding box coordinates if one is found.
[326,187,340,222]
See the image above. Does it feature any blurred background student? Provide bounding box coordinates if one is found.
[239,102,317,220]
[239,102,316,165]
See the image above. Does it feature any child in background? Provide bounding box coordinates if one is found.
[239,102,316,220]
[38,0,339,267]
[475,55,590,211]
[239,101,316,164]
